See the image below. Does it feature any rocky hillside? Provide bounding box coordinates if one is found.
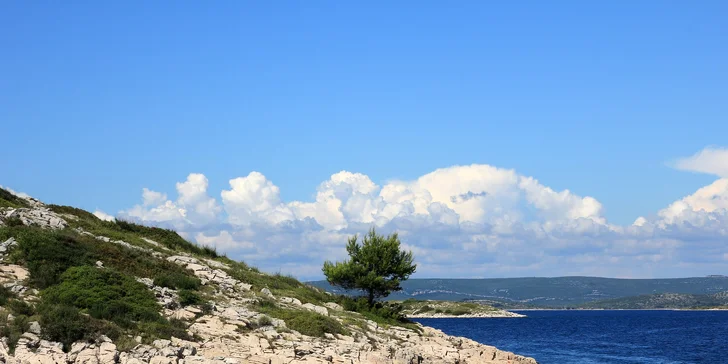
[0,188,537,364]
[579,291,728,310]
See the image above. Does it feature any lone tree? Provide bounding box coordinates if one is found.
[322,228,416,307]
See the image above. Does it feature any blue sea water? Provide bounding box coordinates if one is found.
[413,311,728,364]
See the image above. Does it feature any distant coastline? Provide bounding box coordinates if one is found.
[512,308,728,311]
[408,310,526,318]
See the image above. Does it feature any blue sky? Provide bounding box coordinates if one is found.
[2,2,728,279]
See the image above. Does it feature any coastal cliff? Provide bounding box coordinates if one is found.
[0,189,537,364]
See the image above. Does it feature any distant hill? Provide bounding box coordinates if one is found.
[580,291,728,309]
[308,276,728,307]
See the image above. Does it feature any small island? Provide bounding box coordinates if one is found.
[398,299,526,318]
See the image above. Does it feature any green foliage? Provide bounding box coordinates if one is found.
[153,272,201,290]
[323,228,416,306]
[0,188,29,208]
[7,225,195,289]
[3,217,24,227]
[253,299,347,337]
[47,204,100,221]
[115,219,220,258]
[7,299,35,317]
[1,313,29,354]
[42,266,161,328]
[339,296,405,321]
[0,285,13,306]
[137,318,190,341]
[38,304,99,351]
[178,289,204,307]
[12,228,92,288]
[256,315,273,327]
[225,262,330,305]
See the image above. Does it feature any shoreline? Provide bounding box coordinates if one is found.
[512,308,728,311]
[408,311,527,318]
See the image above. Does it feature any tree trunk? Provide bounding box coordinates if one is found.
[367,290,375,307]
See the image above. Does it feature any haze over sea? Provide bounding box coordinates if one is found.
[415,311,728,364]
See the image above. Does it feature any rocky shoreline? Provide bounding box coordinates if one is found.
[408,310,527,318]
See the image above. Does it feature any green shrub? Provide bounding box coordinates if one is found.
[42,266,161,328]
[115,220,219,258]
[7,299,35,316]
[138,318,191,341]
[0,188,29,208]
[154,272,201,290]
[47,205,99,221]
[1,313,29,353]
[257,315,273,327]
[253,299,346,337]
[13,228,91,288]
[0,285,14,306]
[3,217,24,227]
[339,296,407,322]
[178,289,203,307]
[38,304,92,351]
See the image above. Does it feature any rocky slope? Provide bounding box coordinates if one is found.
[579,291,728,310]
[0,189,537,364]
[398,300,526,318]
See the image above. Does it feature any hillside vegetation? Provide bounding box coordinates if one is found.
[579,291,728,310]
[0,188,415,352]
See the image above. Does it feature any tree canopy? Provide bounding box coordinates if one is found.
[322,228,416,306]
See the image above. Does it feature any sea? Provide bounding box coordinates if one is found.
[413,310,728,364]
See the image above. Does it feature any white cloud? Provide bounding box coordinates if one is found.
[120,173,221,229]
[0,185,31,199]
[93,210,116,222]
[113,148,728,280]
[672,146,728,177]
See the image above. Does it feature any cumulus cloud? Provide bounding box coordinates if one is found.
[672,146,728,177]
[93,210,115,222]
[113,149,728,280]
[0,185,31,199]
[120,173,221,229]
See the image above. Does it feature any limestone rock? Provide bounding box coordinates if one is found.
[29,321,41,335]
[302,303,328,316]
[323,302,343,311]
[260,288,274,298]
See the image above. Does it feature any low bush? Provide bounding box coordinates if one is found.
[256,315,273,327]
[444,308,470,316]
[0,285,13,306]
[153,272,201,290]
[13,228,91,288]
[1,313,29,353]
[38,304,96,350]
[115,220,220,258]
[0,188,29,208]
[42,266,161,328]
[47,205,99,222]
[253,299,346,337]
[178,289,204,307]
[337,296,421,332]
[226,264,330,305]
[7,299,35,316]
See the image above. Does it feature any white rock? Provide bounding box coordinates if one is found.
[302,303,328,316]
[280,297,302,306]
[324,302,343,311]
[260,288,274,298]
[29,321,41,334]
